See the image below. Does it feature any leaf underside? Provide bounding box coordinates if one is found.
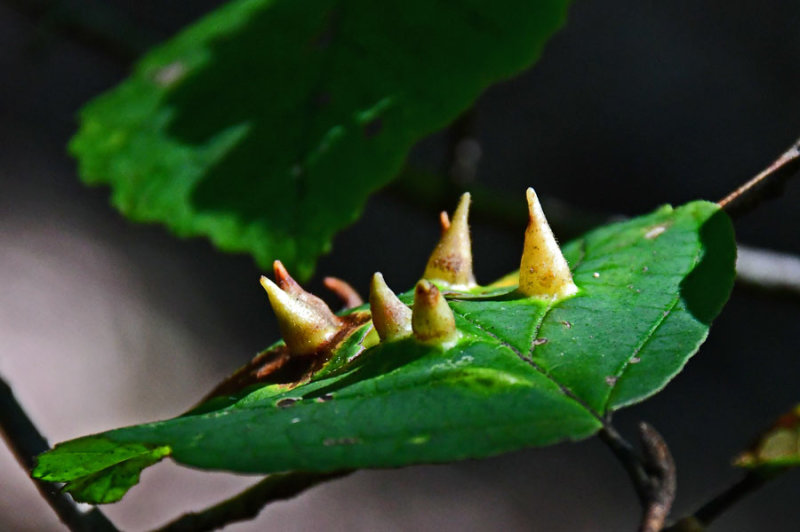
[70,0,571,280]
[33,201,736,504]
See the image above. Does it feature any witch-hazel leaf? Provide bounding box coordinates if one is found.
[31,189,736,506]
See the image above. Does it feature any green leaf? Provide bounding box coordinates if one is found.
[32,437,170,504]
[71,0,571,279]
[33,201,736,503]
[735,405,800,470]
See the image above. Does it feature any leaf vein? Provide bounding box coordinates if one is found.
[455,310,603,423]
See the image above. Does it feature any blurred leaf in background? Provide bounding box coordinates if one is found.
[70,0,571,280]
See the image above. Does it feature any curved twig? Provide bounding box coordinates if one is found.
[152,470,352,532]
[0,375,117,532]
[599,424,652,506]
[600,422,677,532]
[2,0,156,63]
[638,423,677,532]
[665,470,773,531]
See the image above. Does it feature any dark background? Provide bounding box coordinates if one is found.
[2,1,799,530]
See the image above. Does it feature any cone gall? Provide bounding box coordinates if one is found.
[423,192,476,288]
[518,188,578,299]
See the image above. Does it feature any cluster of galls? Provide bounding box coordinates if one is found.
[260,188,578,357]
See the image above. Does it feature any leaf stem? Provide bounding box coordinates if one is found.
[0,375,118,532]
[152,470,352,532]
[718,136,800,218]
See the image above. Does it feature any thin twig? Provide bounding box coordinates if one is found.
[665,470,773,531]
[0,375,118,532]
[600,423,677,532]
[2,0,157,63]
[638,423,677,532]
[598,424,651,506]
[153,470,352,532]
[718,136,800,218]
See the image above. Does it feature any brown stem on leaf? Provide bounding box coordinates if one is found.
[718,136,800,218]
[0,375,117,532]
[152,470,352,532]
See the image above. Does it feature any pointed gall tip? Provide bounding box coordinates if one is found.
[423,192,476,288]
[369,272,412,341]
[272,260,341,323]
[273,259,300,292]
[439,211,451,234]
[412,280,458,345]
[518,187,578,299]
[259,274,274,292]
[260,271,342,356]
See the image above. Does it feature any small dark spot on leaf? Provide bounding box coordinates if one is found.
[315,91,331,107]
[277,397,299,408]
[561,320,572,329]
[642,266,649,273]
[532,338,548,346]
[323,437,360,446]
[363,118,383,137]
[312,10,340,50]
[316,393,334,403]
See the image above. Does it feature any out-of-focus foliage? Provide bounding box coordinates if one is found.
[71,0,571,279]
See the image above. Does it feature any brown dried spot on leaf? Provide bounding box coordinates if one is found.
[201,311,371,402]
